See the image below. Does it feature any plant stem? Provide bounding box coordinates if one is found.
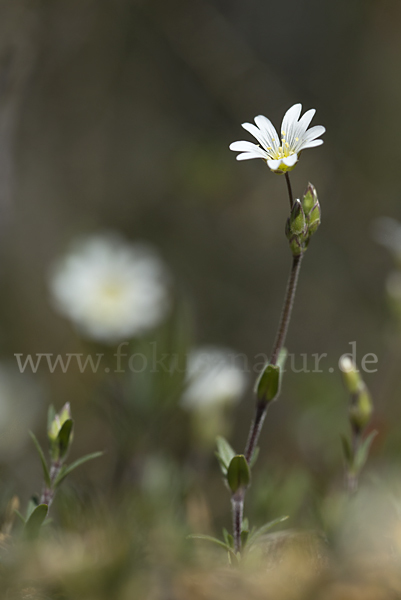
[40,459,61,507]
[285,172,294,209]
[346,426,361,495]
[231,490,244,554]
[244,253,303,464]
[270,254,303,366]
[231,174,303,552]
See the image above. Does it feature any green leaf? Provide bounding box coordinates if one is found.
[241,517,249,532]
[25,497,39,522]
[187,534,237,558]
[227,455,251,493]
[354,430,377,473]
[216,436,236,473]
[256,364,281,403]
[222,528,234,548]
[341,435,352,466]
[249,447,260,469]
[53,451,103,488]
[241,529,249,548]
[29,432,51,487]
[247,516,289,547]
[14,509,26,524]
[47,405,56,432]
[56,419,74,459]
[215,452,228,475]
[24,504,48,540]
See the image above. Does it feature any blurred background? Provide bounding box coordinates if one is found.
[1,0,401,557]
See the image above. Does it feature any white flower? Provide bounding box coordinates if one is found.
[373,217,401,258]
[49,233,170,343]
[386,271,401,300]
[229,103,325,173]
[181,347,248,410]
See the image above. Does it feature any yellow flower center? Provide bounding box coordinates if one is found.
[100,282,125,302]
[265,130,299,160]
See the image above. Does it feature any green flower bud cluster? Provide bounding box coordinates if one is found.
[340,356,376,492]
[47,402,74,461]
[340,357,373,432]
[285,183,321,256]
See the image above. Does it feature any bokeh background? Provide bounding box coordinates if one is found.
[1,0,401,548]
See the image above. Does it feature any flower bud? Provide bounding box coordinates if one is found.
[308,202,321,236]
[339,357,360,394]
[302,183,318,216]
[349,387,373,431]
[286,200,308,256]
[287,235,305,256]
[340,357,373,431]
[48,403,74,461]
[289,199,307,236]
[48,403,71,442]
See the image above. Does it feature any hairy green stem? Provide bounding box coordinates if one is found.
[231,490,244,554]
[346,425,361,495]
[231,174,303,552]
[40,459,61,507]
[244,253,303,465]
[285,172,294,209]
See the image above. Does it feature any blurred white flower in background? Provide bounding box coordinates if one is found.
[373,217,401,259]
[181,347,248,410]
[386,271,401,300]
[229,103,325,174]
[0,363,43,458]
[49,233,170,343]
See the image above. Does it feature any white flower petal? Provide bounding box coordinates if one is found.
[267,158,283,171]
[229,140,261,152]
[236,152,264,161]
[230,141,267,160]
[296,109,316,135]
[281,103,302,138]
[299,139,324,150]
[282,154,298,167]
[241,122,270,149]
[254,115,279,146]
[302,125,326,143]
[181,347,248,409]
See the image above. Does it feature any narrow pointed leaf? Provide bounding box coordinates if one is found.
[187,534,237,558]
[222,528,234,548]
[341,435,352,466]
[25,498,39,522]
[354,430,377,473]
[215,452,228,475]
[241,529,249,548]
[247,516,289,547]
[14,509,26,524]
[29,432,51,487]
[56,419,73,459]
[53,451,103,488]
[47,405,56,432]
[216,436,236,469]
